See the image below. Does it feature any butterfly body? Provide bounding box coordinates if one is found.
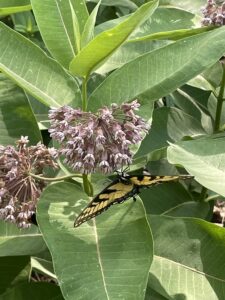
[74,174,192,227]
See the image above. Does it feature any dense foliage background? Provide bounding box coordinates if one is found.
[1,0,225,299]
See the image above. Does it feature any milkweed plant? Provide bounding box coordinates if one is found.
[0,0,225,299]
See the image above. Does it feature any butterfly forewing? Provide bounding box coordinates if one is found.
[74,180,135,227]
[74,174,193,227]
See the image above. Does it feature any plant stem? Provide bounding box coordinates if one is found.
[214,62,225,132]
[200,186,208,201]
[82,174,93,197]
[29,173,82,182]
[81,76,93,196]
[82,76,88,111]
[200,63,225,201]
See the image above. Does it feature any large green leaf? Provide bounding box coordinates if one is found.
[141,182,209,219]
[88,26,225,111]
[1,282,64,300]
[0,0,31,16]
[0,74,41,146]
[159,0,206,14]
[0,256,30,296]
[135,107,206,160]
[69,0,159,77]
[169,87,213,133]
[95,7,197,36]
[31,0,88,68]
[167,137,225,197]
[94,7,202,74]
[148,215,225,299]
[0,221,46,256]
[37,182,153,300]
[0,22,81,108]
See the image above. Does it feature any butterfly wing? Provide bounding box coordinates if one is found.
[128,174,192,187]
[74,179,136,227]
[74,174,193,227]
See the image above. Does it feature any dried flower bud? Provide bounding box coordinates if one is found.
[201,0,225,26]
[0,137,58,228]
[49,100,149,174]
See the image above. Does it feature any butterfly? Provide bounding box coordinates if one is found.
[74,173,193,227]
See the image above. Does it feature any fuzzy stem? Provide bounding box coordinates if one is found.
[200,63,225,201]
[214,62,225,132]
[81,76,94,196]
[82,174,93,197]
[82,76,88,111]
[29,173,82,182]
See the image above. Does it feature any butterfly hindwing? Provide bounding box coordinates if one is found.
[74,179,136,227]
[74,174,193,227]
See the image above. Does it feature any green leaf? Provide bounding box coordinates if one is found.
[0,221,46,256]
[88,26,225,111]
[95,40,169,75]
[148,215,225,299]
[0,256,30,295]
[129,27,213,43]
[88,0,138,10]
[37,182,153,300]
[167,137,225,197]
[159,0,206,15]
[135,107,206,160]
[81,1,101,48]
[31,257,56,279]
[169,87,213,133]
[31,0,88,67]
[0,22,81,108]
[0,74,41,146]
[141,182,209,217]
[1,282,64,300]
[0,0,31,16]
[95,7,197,35]
[69,0,159,77]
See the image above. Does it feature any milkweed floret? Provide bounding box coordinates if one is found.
[49,100,149,174]
[0,137,58,228]
[201,0,225,26]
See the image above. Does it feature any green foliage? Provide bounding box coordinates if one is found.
[0,0,225,299]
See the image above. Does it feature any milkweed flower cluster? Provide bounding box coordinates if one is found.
[0,136,58,228]
[201,0,225,26]
[49,100,149,174]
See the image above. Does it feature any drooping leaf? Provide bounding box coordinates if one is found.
[37,182,153,300]
[0,22,81,108]
[31,257,56,279]
[135,107,206,161]
[167,136,225,197]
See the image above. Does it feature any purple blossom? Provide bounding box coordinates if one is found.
[49,100,149,174]
[201,0,225,26]
[0,137,58,228]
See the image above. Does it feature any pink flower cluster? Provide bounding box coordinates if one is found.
[49,100,149,174]
[0,137,58,228]
[202,0,225,26]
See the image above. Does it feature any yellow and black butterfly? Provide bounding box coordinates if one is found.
[74,173,193,227]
